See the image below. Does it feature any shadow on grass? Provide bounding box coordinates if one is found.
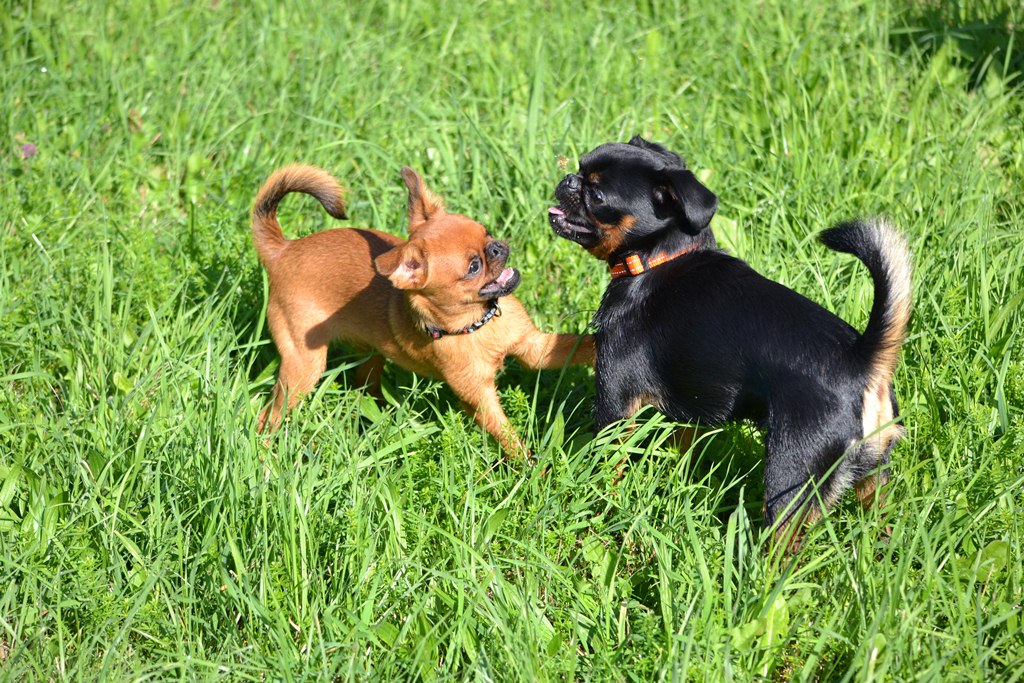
[690,424,766,520]
[891,2,1023,89]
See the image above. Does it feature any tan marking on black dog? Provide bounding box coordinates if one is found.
[624,390,664,417]
[586,214,636,261]
[861,381,903,455]
[854,469,890,507]
[855,379,902,509]
[865,223,913,391]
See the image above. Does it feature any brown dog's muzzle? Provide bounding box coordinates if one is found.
[479,239,520,298]
[485,239,509,267]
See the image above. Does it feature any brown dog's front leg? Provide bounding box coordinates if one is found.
[354,353,386,399]
[513,331,595,369]
[452,381,528,458]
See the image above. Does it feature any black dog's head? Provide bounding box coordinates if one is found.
[549,136,718,261]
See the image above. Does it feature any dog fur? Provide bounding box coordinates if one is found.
[549,137,912,546]
[252,164,594,455]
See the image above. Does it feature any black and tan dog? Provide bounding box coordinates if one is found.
[252,164,594,455]
[549,136,912,546]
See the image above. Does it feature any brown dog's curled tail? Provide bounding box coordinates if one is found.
[251,165,348,264]
[819,219,913,388]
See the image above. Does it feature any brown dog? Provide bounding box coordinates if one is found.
[251,164,594,455]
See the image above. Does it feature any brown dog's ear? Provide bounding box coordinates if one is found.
[661,168,718,234]
[375,241,428,289]
[401,167,445,233]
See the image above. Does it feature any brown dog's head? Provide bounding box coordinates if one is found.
[375,168,521,306]
[549,136,718,261]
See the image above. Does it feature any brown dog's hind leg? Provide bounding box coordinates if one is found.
[258,335,328,433]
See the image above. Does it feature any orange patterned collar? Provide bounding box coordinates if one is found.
[608,245,698,278]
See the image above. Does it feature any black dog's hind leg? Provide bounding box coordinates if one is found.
[762,387,871,551]
[854,448,891,509]
[763,440,822,553]
[763,419,856,551]
[854,387,901,511]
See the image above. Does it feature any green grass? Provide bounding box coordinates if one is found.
[2,0,1023,679]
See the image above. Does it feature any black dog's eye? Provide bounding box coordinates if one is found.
[588,186,605,205]
[467,256,482,277]
[653,187,668,205]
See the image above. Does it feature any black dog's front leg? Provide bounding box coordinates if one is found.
[593,352,645,432]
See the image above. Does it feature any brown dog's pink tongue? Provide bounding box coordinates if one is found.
[495,268,514,286]
[549,207,564,215]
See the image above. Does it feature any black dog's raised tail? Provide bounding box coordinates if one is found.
[251,165,348,265]
[820,219,913,388]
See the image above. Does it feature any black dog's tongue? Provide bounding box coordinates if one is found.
[549,206,564,216]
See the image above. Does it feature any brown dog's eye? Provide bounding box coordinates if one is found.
[467,256,482,277]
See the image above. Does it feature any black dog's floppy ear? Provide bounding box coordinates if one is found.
[660,168,718,234]
[628,135,684,165]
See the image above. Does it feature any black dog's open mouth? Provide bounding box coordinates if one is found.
[548,206,598,245]
[479,267,521,298]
